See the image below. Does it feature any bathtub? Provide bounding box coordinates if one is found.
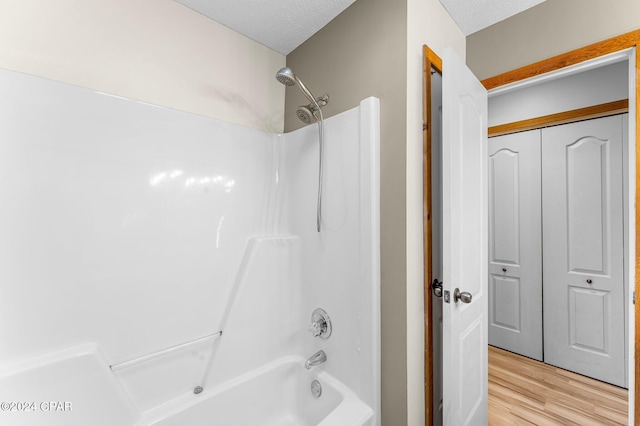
[0,346,373,426]
[138,356,374,426]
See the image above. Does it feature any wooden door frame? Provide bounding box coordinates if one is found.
[422,44,442,426]
[423,29,640,425]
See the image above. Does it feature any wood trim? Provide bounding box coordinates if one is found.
[634,43,640,425]
[423,44,441,426]
[423,44,433,426]
[488,99,629,137]
[480,29,640,422]
[425,46,443,75]
[481,30,640,90]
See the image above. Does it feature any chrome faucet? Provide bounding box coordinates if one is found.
[305,350,327,370]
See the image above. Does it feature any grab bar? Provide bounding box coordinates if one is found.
[109,330,222,372]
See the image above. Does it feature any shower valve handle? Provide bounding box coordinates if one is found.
[308,322,324,337]
[308,308,332,339]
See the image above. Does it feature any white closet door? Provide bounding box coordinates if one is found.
[488,130,542,361]
[542,115,625,387]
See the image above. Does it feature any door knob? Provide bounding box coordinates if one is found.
[453,288,472,304]
[432,279,443,298]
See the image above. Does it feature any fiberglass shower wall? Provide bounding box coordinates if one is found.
[0,67,281,414]
[277,100,381,414]
[0,68,379,424]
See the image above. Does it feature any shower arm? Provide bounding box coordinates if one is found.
[295,76,322,114]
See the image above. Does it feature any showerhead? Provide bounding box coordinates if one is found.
[275,67,296,86]
[275,67,321,115]
[296,105,317,124]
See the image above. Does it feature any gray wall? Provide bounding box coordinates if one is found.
[284,0,408,424]
[467,0,640,80]
[489,61,628,126]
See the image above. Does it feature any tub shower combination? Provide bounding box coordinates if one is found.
[0,68,380,425]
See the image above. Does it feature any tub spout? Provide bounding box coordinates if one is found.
[305,350,327,370]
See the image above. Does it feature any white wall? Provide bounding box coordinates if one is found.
[489,61,628,127]
[406,1,466,424]
[0,0,285,132]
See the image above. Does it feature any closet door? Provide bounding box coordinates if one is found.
[542,115,625,387]
[488,130,542,360]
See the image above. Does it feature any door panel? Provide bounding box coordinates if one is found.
[567,137,609,273]
[441,47,488,426]
[542,115,625,387]
[488,130,543,361]
[491,149,520,264]
[569,287,608,352]
[491,275,520,331]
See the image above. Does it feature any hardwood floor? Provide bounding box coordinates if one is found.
[488,345,628,425]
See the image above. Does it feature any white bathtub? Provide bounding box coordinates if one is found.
[138,356,373,426]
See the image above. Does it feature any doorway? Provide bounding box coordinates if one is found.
[423,30,640,425]
[488,61,629,388]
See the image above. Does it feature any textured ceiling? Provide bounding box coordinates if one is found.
[439,0,546,35]
[175,0,358,55]
[176,0,546,55]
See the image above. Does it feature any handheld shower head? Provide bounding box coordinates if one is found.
[275,67,296,86]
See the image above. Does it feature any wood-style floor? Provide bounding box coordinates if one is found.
[488,345,628,425]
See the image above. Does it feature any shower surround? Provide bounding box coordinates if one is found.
[0,69,380,426]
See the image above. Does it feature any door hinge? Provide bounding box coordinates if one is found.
[633,291,636,304]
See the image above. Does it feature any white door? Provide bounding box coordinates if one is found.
[542,115,626,387]
[488,130,543,360]
[441,47,488,426]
